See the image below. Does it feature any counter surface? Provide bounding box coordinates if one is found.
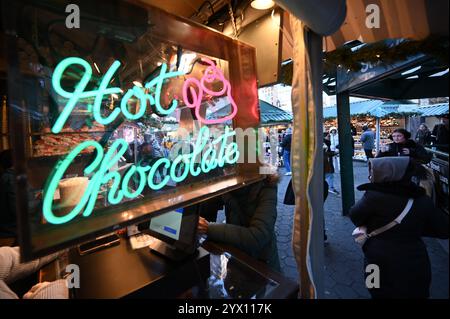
[56,237,299,299]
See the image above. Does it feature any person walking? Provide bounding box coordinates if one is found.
[431,114,449,152]
[280,127,292,176]
[284,141,333,243]
[327,127,340,172]
[323,138,339,195]
[360,125,375,161]
[415,124,432,146]
[349,157,448,298]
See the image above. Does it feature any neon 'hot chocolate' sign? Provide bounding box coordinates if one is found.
[51,57,237,133]
[43,57,240,225]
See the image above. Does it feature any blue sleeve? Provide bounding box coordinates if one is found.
[360,132,366,142]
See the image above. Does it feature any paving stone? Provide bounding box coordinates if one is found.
[277,224,292,231]
[278,249,288,260]
[324,290,339,299]
[330,270,353,286]
[351,281,370,298]
[277,243,291,251]
[283,267,299,282]
[334,284,359,299]
[277,236,292,244]
[285,256,298,268]
[324,275,337,289]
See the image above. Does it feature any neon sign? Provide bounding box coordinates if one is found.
[44,57,240,224]
[182,58,238,124]
[51,57,237,133]
[51,57,185,133]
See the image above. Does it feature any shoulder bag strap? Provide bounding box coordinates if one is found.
[368,198,414,238]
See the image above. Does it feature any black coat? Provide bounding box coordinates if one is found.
[415,130,432,146]
[281,134,291,152]
[376,139,432,164]
[323,139,336,174]
[349,183,449,298]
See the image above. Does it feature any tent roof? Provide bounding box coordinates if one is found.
[323,99,421,119]
[259,100,293,125]
[206,99,293,125]
[418,103,449,117]
[323,100,382,118]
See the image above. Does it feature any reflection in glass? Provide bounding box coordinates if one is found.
[207,253,279,299]
[8,2,237,244]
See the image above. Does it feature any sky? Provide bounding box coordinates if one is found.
[258,84,368,112]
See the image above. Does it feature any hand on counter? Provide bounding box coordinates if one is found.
[197,217,209,235]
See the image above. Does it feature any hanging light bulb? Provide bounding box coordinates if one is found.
[250,0,274,10]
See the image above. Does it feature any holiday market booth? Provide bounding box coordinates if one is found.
[280,1,447,201]
[258,100,293,167]
[316,29,449,219]
[250,0,448,299]
[1,0,301,299]
[323,99,421,160]
[418,103,449,134]
[208,98,293,167]
[1,0,448,300]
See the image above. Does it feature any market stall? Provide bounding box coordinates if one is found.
[417,103,449,214]
[323,100,421,160]
[418,103,449,134]
[0,0,305,300]
[258,100,292,166]
[207,99,292,166]
[1,0,262,260]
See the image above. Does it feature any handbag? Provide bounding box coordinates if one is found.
[283,179,295,205]
[352,198,414,247]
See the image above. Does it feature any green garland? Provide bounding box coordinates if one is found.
[280,36,449,85]
[324,36,449,72]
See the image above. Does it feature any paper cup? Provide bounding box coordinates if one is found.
[58,177,89,207]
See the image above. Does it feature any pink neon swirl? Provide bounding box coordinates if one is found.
[182,57,237,125]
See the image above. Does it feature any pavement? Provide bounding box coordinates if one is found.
[275,161,449,299]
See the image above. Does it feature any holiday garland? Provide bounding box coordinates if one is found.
[323,112,421,120]
[324,36,449,72]
[280,36,449,85]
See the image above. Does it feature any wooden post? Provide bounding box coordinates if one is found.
[336,91,355,215]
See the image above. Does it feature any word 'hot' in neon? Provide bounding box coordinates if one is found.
[51,57,184,133]
[51,57,238,133]
[43,126,239,225]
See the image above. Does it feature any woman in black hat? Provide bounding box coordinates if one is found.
[349,157,448,299]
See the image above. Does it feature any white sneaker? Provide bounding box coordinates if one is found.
[329,188,340,195]
[285,172,292,176]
